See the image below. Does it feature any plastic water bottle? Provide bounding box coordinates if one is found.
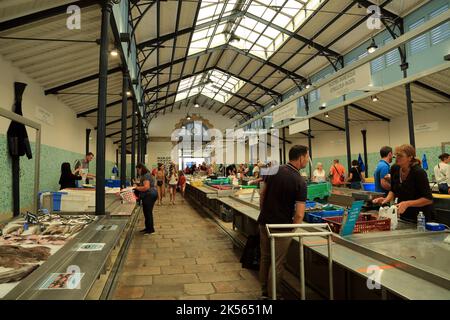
[417,211,426,232]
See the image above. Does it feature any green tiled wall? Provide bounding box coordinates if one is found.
[0,134,116,216]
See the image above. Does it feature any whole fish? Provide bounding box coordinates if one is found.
[0,264,39,284]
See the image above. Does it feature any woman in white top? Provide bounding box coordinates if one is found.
[313,162,326,183]
[434,153,449,194]
[167,165,179,204]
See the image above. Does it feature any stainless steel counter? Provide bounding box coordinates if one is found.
[186,184,450,299]
[4,215,128,300]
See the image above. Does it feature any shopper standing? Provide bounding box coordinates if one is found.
[329,159,346,187]
[434,153,449,194]
[178,171,187,201]
[347,160,365,189]
[134,163,157,235]
[373,146,393,194]
[258,145,309,300]
[168,165,179,205]
[59,162,83,190]
[373,144,434,223]
[156,163,165,206]
[312,162,326,183]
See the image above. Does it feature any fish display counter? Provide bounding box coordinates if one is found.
[0,196,138,300]
[192,186,450,300]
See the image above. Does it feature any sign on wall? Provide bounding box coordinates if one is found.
[272,100,297,124]
[157,156,172,168]
[35,106,54,125]
[289,120,309,135]
[414,122,439,133]
[319,63,372,103]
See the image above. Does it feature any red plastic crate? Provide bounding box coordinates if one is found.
[323,215,390,234]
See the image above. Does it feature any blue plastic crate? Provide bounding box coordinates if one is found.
[362,183,375,192]
[39,191,67,211]
[106,179,121,188]
[306,200,317,209]
[305,209,345,223]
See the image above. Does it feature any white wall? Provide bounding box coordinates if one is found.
[146,108,238,167]
[148,108,237,137]
[0,54,117,165]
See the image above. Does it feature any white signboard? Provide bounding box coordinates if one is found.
[289,120,309,135]
[272,100,297,124]
[249,135,258,146]
[414,122,439,133]
[319,63,372,103]
[35,106,54,125]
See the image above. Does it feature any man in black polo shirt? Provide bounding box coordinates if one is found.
[258,145,309,299]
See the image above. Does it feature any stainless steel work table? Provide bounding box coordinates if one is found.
[4,215,128,300]
[209,193,450,300]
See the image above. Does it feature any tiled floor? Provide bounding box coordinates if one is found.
[112,197,261,300]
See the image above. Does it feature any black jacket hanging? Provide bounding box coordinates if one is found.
[7,82,32,159]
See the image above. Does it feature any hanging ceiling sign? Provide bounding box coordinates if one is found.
[249,135,258,146]
[289,120,309,135]
[272,100,297,124]
[319,63,372,103]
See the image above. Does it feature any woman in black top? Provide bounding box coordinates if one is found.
[133,163,157,235]
[59,162,82,190]
[347,160,365,189]
[373,144,434,223]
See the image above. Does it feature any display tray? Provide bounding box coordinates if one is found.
[333,230,450,291]
[3,215,128,300]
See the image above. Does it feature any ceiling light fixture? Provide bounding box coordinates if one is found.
[367,38,378,54]
[371,95,379,102]
[126,91,132,97]
[194,103,200,108]
[325,112,329,118]
[110,49,119,57]
[305,80,312,89]
[186,114,191,121]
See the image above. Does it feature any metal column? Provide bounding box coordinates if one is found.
[85,129,91,155]
[95,0,113,215]
[120,72,128,189]
[282,127,286,164]
[308,123,312,179]
[137,119,141,165]
[131,99,137,180]
[344,105,351,172]
[361,129,368,174]
[405,83,415,147]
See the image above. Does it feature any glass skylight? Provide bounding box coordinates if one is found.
[175,69,245,104]
[188,0,323,59]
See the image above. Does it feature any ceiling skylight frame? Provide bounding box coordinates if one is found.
[175,69,245,104]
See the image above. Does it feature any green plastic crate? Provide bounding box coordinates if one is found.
[307,182,332,201]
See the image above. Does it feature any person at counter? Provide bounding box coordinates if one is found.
[258,145,309,300]
[374,146,393,194]
[133,163,157,235]
[347,160,365,189]
[434,153,449,194]
[329,159,346,187]
[59,162,83,189]
[312,162,326,183]
[74,152,96,186]
[373,144,434,223]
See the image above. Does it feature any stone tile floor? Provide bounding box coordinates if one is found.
[112,197,260,300]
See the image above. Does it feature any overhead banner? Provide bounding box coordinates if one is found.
[289,120,309,135]
[319,63,372,103]
[272,100,297,124]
